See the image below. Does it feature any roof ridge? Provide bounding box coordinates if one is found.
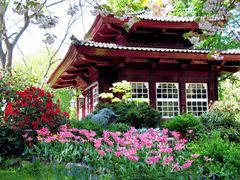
[70,38,240,54]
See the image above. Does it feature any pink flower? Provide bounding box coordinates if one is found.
[26,136,33,141]
[22,133,28,138]
[59,131,74,138]
[179,138,188,144]
[182,160,193,169]
[123,148,137,156]
[60,125,68,131]
[58,139,69,144]
[158,145,172,153]
[171,131,181,140]
[97,150,106,156]
[157,136,168,143]
[39,127,51,136]
[107,141,114,146]
[128,156,139,161]
[162,128,168,135]
[106,148,113,153]
[187,130,193,134]
[146,156,160,164]
[162,156,174,165]
[95,143,101,149]
[149,150,158,155]
[191,154,200,158]
[204,156,213,162]
[114,152,121,157]
[174,143,185,151]
[172,162,180,171]
[44,137,53,143]
[94,138,103,149]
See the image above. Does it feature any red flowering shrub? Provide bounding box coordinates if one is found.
[3,86,69,133]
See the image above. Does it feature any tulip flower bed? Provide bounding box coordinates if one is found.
[30,126,202,179]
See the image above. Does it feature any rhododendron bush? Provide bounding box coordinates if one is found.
[32,126,202,179]
[3,86,69,133]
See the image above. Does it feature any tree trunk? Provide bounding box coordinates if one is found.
[6,47,13,68]
[0,42,6,69]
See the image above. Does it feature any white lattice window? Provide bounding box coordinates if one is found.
[85,91,91,114]
[156,83,180,117]
[186,83,208,116]
[130,82,149,102]
[92,85,99,111]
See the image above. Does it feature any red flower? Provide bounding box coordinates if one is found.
[56,107,60,113]
[25,116,29,122]
[46,101,52,109]
[31,121,38,129]
[21,101,28,107]
[3,117,8,122]
[4,102,14,116]
[18,121,23,127]
[62,112,70,118]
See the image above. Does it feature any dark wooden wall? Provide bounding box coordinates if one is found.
[97,62,218,113]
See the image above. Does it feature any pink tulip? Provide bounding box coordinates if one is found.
[172,162,180,170]
[128,156,139,161]
[114,152,121,157]
[182,160,193,169]
[191,154,200,158]
[187,130,193,134]
[97,150,106,156]
[162,128,169,135]
[163,156,174,165]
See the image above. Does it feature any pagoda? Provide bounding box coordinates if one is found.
[48,12,240,120]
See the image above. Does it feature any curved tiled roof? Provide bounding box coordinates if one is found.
[136,14,196,22]
[72,38,240,55]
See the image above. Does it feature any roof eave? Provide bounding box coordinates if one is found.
[47,44,78,88]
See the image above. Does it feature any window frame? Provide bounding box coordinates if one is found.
[129,82,149,103]
[156,82,180,118]
[92,84,99,111]
[185,83,208,116]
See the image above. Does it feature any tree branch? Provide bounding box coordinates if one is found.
[40,12,83,88]
[46,0,66,8]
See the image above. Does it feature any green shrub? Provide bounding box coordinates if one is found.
[0,124,25,157]
[107,123,130,133]
[0,69,30,120]
[163,114,203,135]
[96,101,161,128]
[189,131,240,178]
[200,111,240,130]
[200,111,240,142]
[70,119,104,136]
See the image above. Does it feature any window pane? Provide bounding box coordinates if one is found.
[130,82,149,102]
[186,83,208,116]
[156,83,179,117]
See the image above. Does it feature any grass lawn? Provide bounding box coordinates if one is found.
[0,170,37,180]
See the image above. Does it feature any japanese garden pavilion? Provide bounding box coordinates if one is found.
[48,13,240,120]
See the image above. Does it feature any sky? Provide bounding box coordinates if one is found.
[12,1,97,63]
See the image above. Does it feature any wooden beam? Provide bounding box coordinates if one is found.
[75,76,88,89]
[191,60,208,64]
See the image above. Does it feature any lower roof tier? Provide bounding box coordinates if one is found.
[48,39,240,89]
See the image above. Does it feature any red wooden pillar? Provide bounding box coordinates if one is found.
[179,80,186,114]
[76,96,80,121]
[179,66,187,114]
[149,80,156,109]
[208,69,218,103]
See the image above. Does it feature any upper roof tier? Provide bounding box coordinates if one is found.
[88,12,199,46]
